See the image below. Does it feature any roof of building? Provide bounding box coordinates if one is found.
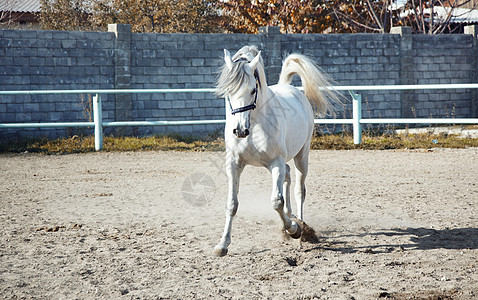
[400,7,478,24]
[438,7,478,23]
[0,0,41,13]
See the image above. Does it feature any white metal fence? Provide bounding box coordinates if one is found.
[1,84,478,150]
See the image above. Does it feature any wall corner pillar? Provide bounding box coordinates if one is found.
[465,25,478,117]
[391,26,415,118]
[259,26,282,84]
[108,24,133,123]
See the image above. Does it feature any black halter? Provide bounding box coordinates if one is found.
[227,58,260,115]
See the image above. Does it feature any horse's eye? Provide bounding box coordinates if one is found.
[251,88,257,95]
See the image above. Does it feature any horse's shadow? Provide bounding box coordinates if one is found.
[306,227,478,253]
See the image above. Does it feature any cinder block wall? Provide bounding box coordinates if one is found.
[0,29,116,139]
[411,34,474,118]
[1,25,477,140]
[282,33,402,120]
[129,32,262,136]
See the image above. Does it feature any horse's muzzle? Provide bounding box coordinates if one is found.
[233,128,249,138]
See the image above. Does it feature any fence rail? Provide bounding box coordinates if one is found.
[1,84,478,150]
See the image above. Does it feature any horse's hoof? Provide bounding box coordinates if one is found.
[213,246,228,257]
[287,222,302,239]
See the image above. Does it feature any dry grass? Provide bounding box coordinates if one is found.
[311,132,478,150]
[0,134,225,154]
[0,131,477,154]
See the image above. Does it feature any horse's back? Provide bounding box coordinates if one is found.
[269,83,314,126]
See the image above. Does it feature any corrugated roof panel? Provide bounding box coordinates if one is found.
[0,0,41,13]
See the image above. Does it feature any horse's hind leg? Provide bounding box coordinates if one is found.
[283,164,292,218]
[213,159,243,257]
[270,159,301,239]
[294,146,309,221]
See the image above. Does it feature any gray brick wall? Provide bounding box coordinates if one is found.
[411,34,474,118]
[0,29,116,139]
[1,25,477,140]
[129,32,262,136]
[282,33,402,119]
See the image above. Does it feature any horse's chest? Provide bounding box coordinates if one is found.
[229,136,281,167]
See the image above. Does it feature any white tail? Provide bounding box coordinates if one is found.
[279,54,340,116]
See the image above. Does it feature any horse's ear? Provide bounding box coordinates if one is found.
[224,49,233,71]
[248,51,261,71]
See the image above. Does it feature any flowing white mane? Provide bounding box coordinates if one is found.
[215,46,266,98]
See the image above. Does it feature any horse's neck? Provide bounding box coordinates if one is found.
[257,66,268,89]
[254,88,274,117]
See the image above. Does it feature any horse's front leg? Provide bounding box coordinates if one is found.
[270,160,301,239]
[213,158,243,257]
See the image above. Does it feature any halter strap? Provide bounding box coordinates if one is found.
[233,57,249,63]
[228,86,258,115]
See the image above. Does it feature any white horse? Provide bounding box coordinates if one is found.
[214,45,339,257]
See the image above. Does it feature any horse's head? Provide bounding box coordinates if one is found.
[216,47,263,139]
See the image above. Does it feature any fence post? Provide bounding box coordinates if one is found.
[351,91,362,144]
[93,94,103,151]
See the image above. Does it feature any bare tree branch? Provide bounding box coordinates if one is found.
[365,0,384,32]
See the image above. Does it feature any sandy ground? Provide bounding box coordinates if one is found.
[1,149,477,299]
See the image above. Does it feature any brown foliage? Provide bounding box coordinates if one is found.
[329,0,400,33]
[39,0,477,34]
[215,0,335,33]
[39,0,92,31]
[40,0,222,33]
[91,0,222,33]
